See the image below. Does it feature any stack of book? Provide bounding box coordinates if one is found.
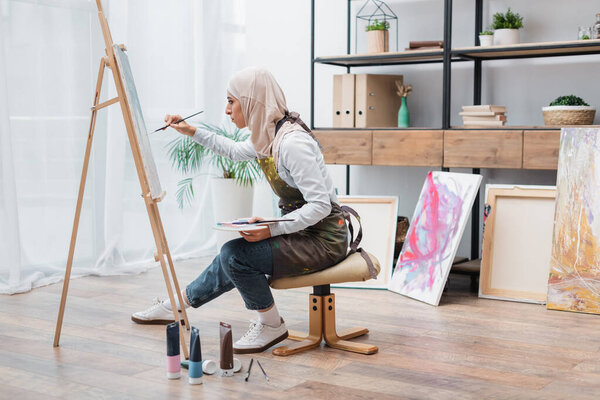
[460,105,507,127]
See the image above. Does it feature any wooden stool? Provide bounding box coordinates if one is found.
[269,251,380,356]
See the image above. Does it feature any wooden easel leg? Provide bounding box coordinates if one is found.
[153,204,191,331]
[322,294,378,355]
[272,295,323,356]
[54,58,107,347]
[145,202,189,359]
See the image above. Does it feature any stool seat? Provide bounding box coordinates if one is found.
[268,251,381,357]
[270,251,380,289]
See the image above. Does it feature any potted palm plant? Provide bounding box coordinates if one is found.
[490,8,523,45]
[167,120,262,247]
[366,19,390,53]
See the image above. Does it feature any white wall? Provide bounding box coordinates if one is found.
[244,0,600,258]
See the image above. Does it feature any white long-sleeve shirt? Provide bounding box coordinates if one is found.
[192,127,339,237]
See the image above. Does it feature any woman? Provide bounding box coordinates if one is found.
[132,67,349,354]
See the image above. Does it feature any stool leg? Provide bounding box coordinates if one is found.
[272,295,323,356]
[322,294,378,355]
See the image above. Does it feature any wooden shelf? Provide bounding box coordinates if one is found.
[314,49,446,67]
[453,39,600,60]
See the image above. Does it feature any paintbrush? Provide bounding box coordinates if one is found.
[256,360,269,382]
[244,358,254,382]
[152,110,204,133]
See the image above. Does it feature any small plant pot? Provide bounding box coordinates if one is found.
[367,30,389,53]
[542,106,596,125]
[493,29,520,45]
[479,35,493,46]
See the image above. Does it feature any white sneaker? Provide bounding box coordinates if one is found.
[131,297,182,325]
[233,318,288,354]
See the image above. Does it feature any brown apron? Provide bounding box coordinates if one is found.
[259,156,348,279]
[259,112,377,280]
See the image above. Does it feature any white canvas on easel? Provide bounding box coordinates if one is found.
[112,45,162,199]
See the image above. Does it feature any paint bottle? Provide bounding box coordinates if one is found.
[188,326,202,384]
[166,322,180,379]
[219,322,234,376]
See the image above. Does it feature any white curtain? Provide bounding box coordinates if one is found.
[0,0,247,294]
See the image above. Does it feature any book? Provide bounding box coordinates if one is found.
[404,46,444,51]
[463,120,506,127]
[462,115,507,122]
[459,111,505,117]
[409,40,443,49]
[461,105,507,113]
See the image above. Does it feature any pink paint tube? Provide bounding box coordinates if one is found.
[166,322,180,379]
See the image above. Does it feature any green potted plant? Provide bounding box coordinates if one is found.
[478,30,494,47]
[490,8,523,45]
[542,95,596,126]
[366,19,390,53]
[167,120,262,247]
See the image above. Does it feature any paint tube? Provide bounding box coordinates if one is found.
[166,322,180,379]
[219,322,234,376]
[188,326,203,384]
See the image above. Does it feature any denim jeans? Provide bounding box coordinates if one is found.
[185,238,274,310]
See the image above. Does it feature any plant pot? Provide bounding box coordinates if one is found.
[210,178,254,250]
[542,106,596,125]
[479,35,493,46]
[493,29,520,45]
[367,30,389,53]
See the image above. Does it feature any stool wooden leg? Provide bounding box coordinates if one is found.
[322,294,378,355]
[273,295,323,356]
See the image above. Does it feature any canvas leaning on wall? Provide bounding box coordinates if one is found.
[479,185,556,304]
[547,127,600,314]
[388,171,482,306]
[333,196,398,289]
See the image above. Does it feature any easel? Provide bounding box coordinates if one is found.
[53,0,190,359]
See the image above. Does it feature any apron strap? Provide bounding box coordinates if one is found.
[281,111,323,151]
[341,205,378,280]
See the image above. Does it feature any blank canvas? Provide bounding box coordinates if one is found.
[112,45,163,199]
[334,196,398,289]
[479,185,555,304]
[388,171,482,305]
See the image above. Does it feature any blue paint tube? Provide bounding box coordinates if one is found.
[188,326,203,384]
[166,322,180,379]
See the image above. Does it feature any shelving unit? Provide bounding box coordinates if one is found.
[309,0,600,261]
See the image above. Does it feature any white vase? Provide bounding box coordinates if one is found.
[479,35,493,46]
[210,178,254,250]
[493,29,520,45]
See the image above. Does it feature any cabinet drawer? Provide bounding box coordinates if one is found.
[313,130,372,165]
[372,130,443,166]
[444,130,523,168]
[523,130,560,170]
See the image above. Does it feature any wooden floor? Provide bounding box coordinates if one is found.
[2,257,600,399]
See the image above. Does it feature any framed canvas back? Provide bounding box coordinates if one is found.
[334,196,398,289]
[479,185,556,304]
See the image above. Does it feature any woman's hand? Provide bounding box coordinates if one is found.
[164,114,196,137]
[239,217,272,242]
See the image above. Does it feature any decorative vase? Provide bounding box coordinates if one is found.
[493,29,520,45]
[367,30,389,53]
[398,97,409,127]
[479,35,493,46]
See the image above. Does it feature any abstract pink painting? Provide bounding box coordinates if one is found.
[388,171,482,305]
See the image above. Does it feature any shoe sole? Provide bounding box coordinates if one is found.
[233,330,289,354]
[131,316,185,325]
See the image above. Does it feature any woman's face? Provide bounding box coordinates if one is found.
[225,93,247,129]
